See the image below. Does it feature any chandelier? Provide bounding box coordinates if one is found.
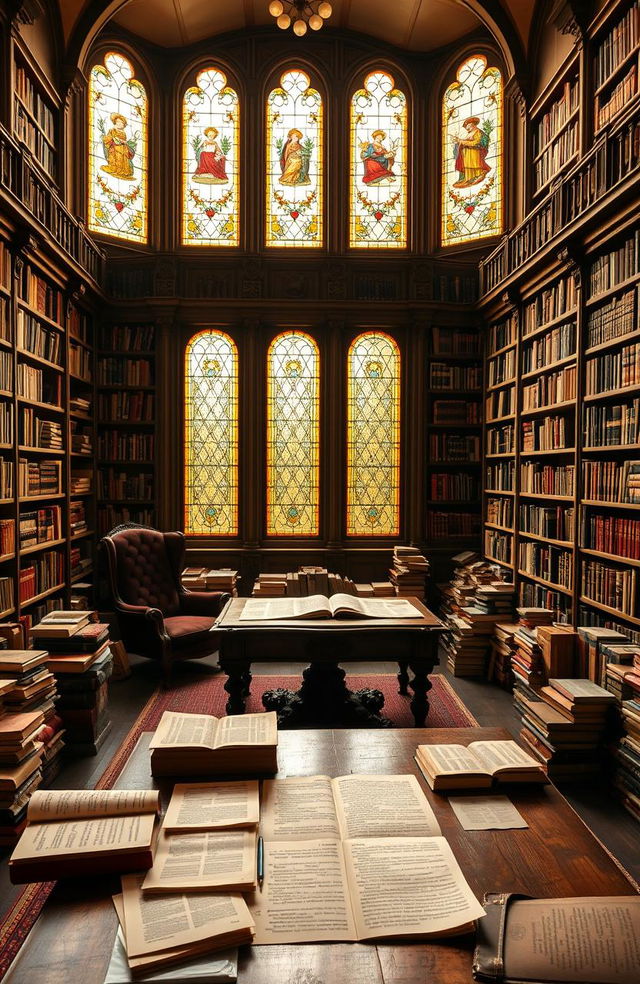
[268,0,333,36]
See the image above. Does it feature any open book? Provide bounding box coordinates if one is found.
[239,594,422,621]
[249,774,484,943]
[149,711,278,777]
[9,789,160,883]
[415,740,548,791]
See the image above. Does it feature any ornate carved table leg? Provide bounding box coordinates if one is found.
[222,662,251,715]
[397,660,410,695]
[408,659,433,727]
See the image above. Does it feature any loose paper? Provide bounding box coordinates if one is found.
[448,795,528,830]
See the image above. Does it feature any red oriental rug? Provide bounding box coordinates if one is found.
[0,672,476,979]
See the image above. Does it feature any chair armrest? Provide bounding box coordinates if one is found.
[180,590,230,617]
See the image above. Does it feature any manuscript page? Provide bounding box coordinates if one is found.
[469,740,540,774]
[332,774,441,839]
[418,744,486,776]
[259,777,340,841]
[11,812,156,861]
[448,795,528,830]
[163,781,259,831]
[149,712,217,751]
[214,712,277,749]
[142,829,256,893]
[27,789,159,823]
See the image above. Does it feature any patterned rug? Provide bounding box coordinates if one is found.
[0,672,476,978]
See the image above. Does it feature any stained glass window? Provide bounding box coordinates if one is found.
[182,68,239,246]
[349,71,407,248]
[267,332,319,536]
[442,54,503,246]
[184,330,238,536]
[346,332,400,536]
[88,52,148,243]
[266,69,323,248]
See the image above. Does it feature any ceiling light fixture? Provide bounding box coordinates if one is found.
[268,0,333,36]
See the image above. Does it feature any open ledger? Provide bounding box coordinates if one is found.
[9,789,160,883]
[149,711,278,777]
[415,740,548,791]
[239,594,422,621]
[249,774,485,943]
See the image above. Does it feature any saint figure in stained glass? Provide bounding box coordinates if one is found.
[361,129,396,185]
[101,113,136,179]
[452,116,491,187]
[279,128,311,186]
[192,127,229,183]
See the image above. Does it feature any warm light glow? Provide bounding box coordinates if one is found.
[277,13,291,28]
[293,18,307,35]
[269,0,284,15]
[309,13,323,29]
[269,0,331,34]
[318,2,332,17]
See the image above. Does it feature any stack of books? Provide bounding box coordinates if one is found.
[576,626,629,684]
[252,573,288,596]
[390,546,429,599]
[489,622,518,690]
[182,568,239,596]
[510,609,555,690]
[604,645,640,822]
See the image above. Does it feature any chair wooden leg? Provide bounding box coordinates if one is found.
[161,642,173,689]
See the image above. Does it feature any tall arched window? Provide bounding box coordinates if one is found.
[266,331,319,536]
[442,54,503,246]
[265,69,323,247]
[349,70,407,248]
[88,52,148,243]
[184,330,238,536]
[182,67,239,246]
[346,332,400,536]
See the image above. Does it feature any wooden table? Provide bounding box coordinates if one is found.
[5,727,638,984]
[215,597,443,727]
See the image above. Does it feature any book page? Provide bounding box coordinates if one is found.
[149,712,217,751]
[163,781,259,831]
[112,894,212,975]
[448,795,528,830]
[344,836,485,941]
[104,925,238,984]
[249,839,356,943]
[260,777,340,840]
[418,744,487,776]
[213,712,277,750]
[141,829,256,893]
[121,873,254,958]
[504,897,640,984]
[332,775,441,839]
[238,596,331,621]
[11,812,156,862]
[330,595,422,619]
[470,740,540,774]
[27,789,159,823]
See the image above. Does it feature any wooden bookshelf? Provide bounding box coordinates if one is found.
[591,0,640,135]
[12,44,58,182]
[530,51,581,198]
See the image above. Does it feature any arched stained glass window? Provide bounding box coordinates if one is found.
[346,332,400,536]
[267,332,319,536]
[182,68,239,246]
[266,69,323,247]
[349,71,407,248]
[184,330,238,536]
[88,52,148,243]
[442,54,502,246]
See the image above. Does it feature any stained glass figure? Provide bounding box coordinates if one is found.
[267,332,319,536]
[349,71,407,248]
[88,52,147,243]
[184,330,238,536]
[346,332,400,536]
[266,69,323,247]
[182,68,239,246]
[442,54,502,246]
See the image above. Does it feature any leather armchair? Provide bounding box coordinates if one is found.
[100,526,230,685]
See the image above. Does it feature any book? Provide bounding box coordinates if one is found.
[549,679,617,704]
[9,789,160,884]
[149,711,278,777]
[31,612,91,638]
[142,829,258,894]
[0,651,48,676]
[415,739,548,790]
[238,594,422,621]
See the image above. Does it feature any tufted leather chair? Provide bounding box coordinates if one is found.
[100,526,230,685]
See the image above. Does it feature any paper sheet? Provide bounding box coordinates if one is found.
[163,781,259,831]
[448,795,528,830]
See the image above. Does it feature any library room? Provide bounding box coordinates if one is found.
[0,0,639,981]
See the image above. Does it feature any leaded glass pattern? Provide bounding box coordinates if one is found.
[349,71,407,248]
[267,332,319,536]
[88,52,148,243]
[442,54,503,246]
[185,331,238,536]
[182,68,239,246]
[266,70,323,247]
[346,332,400,536]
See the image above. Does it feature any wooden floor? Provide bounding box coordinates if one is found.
[1,651,638,926]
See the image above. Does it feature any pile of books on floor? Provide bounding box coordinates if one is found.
[390,546,429,599]
[182,567,239,596]
[601,638,640,823]
[31,611,114,755]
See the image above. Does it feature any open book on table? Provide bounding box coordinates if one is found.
[9,789,160,883]
[249,773,484,943]
[149,711,278,777]
[416,740,548,791]
[239,594,423,621]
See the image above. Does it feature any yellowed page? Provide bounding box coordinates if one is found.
[238,596,330,620]
[260,777,340,841]
[330,595,422,618]
[149,712,217,751]
[121,873,254,958]
[469,740,541,775]
[332,774,441,839]
[163,781,259,831]
[249,839,356,943]
[27,789,159,823]
[112,892,200,970]
[504,897,640,984]
[343,836,485,941]
[417,743,486,776]
[141,829,257,893]
[213,712,277,750]
[11,812,156,862]
[448,795,528,831]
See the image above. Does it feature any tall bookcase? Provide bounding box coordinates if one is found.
[530,51,581,200]
[592,0,639,136]
[483,310,517,572]
[12,43,58,183]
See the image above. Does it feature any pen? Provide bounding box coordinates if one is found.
[257,835,264,891]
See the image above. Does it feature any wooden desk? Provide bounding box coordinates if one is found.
[5,727,637,984]
[216,597,443,727]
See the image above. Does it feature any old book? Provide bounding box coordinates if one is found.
[163,780,260,832]
[142,829,258,894]
[9,788,160,884]
[415,740,547,791]
[45,642,110,674]
[550,678,617,704]
[238,594,422,621]
[31,612,90,638]
[149,711,278,777]
[0,651,48,676]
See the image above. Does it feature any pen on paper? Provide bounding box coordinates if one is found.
[257,835,264,891]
